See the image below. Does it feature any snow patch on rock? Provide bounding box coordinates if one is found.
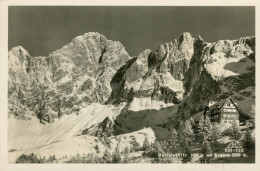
[128,97,174,111]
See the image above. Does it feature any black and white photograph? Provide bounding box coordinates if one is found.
[0,1,258,169]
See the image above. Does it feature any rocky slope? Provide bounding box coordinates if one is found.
[116,32,194,104]
[177,36,255,121]
[8,32,255,162]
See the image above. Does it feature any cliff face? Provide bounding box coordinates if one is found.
[8,46,53,119]
[178,36,255,121]
[8,32,131,120]
[8,31,255,126]
[112,32,194,104]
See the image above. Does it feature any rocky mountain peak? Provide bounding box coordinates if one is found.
[9,46,30,62]
[178,32,194,44]
[197,35,204,41]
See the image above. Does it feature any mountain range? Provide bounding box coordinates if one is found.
[8,32,255,163]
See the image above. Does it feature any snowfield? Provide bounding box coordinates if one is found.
[8,103,159,163]
[9,103,126,151]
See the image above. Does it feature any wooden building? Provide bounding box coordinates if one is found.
[206,98,240,128]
